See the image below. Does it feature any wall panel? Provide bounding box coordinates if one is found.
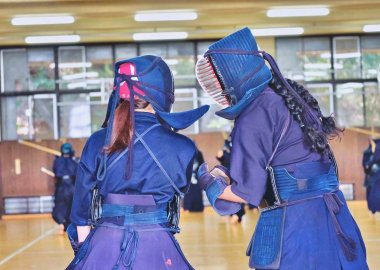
[0,129,371,216]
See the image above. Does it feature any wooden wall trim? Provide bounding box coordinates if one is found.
[0,129,370,213]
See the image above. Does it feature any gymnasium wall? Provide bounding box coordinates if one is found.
[0,129,371,216]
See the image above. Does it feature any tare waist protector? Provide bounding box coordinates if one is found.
[247,161,340,269]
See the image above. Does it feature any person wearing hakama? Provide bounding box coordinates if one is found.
[196,28,368,269]
[183,147,205,212]
[66,55,209,270]
[52,143,78,233]
[363,139,380,213]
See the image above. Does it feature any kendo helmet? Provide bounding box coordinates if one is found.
[97,55,209,181]
[61,143,74,156]
[196,27,320,127]
[102,55,209,130]
[196,27,272,120]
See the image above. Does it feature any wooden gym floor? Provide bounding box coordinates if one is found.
[0,201,379,270]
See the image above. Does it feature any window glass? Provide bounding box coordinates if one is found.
[364,82,380,127]
[89,93,108,133]
[1,96,30,140]
[172,88,198,134]
[303,38,332,81]
[58,46,86,90]
[276,38,303,80]
[28,48,55,90]
[1,95,56,140]
[59,94,91,138]
[115,44,137,62]
[32,95,56,139]
[140,42,195,87]
[85,46,113,90]
[361,36,380,79]
[306,84,333,116]
[1,49,29,92]
[198,92,232,133]
[333,37,361,79]
[336,83,364,127]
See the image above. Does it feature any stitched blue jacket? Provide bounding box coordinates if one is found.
[70,112,196,226]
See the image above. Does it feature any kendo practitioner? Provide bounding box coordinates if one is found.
[363,138,380,213]
[183,146,205,212]
[67,55,209,270]
[196,28,368,269]
[216,134,246,223]
[52,143,78,233]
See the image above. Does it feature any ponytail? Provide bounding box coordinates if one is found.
[106,98,149,154]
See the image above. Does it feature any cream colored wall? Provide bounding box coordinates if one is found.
[256,37,275,55]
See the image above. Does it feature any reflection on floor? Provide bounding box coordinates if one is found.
[0,201,379,270]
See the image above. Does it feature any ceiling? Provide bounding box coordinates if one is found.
[0,0,379,46]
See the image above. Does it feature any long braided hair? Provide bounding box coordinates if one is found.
[269,73,343,154]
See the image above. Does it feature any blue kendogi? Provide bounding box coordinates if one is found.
[196,28,368,270]
[363,139,380,213]
[67,55,209,270]
[52,143,78,230]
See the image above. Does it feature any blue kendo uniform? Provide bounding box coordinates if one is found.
[183,147,205,212]
[196,28,368,269]
[363,139,380,213]
[52,143,78,230]
[67,55,209,270]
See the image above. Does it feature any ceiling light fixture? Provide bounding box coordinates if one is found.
[135,10,197,21]
[12,15,75,26]
[363,24,380,32]
[267,7,330,17]
[133,32,188,41]
[251,27,304,37]
[25,35,80,44]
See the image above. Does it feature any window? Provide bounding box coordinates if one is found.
[362,36,380,79]
[172,88,199,134]
[28,48,55,91]
[1,94,56,140]
[140,42,196,87]
[1,96,30,140]
[276,37,331,81]
[1,36,379,141]
[306,84,333,116]
[364,83,380,126]
[115,44,137,62]
[58,46,86,90]
[303,38,332,81]
[277,35,379,128]
[58,94,91,138]
[336,83,364,127]
[1,48,55,92]
[89,92,108,132]
[333,37,361,79]
[276,38,303,80]
[85,46,113,90]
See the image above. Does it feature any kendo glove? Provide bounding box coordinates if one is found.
[197,163,242,216]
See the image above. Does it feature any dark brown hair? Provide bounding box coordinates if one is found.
[106,98,149,153]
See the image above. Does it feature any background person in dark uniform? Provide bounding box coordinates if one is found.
[363,138,380,213]
[52,143,78,234]
[183,146,205,212]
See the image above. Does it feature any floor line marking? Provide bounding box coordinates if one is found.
[0,225,58,266]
